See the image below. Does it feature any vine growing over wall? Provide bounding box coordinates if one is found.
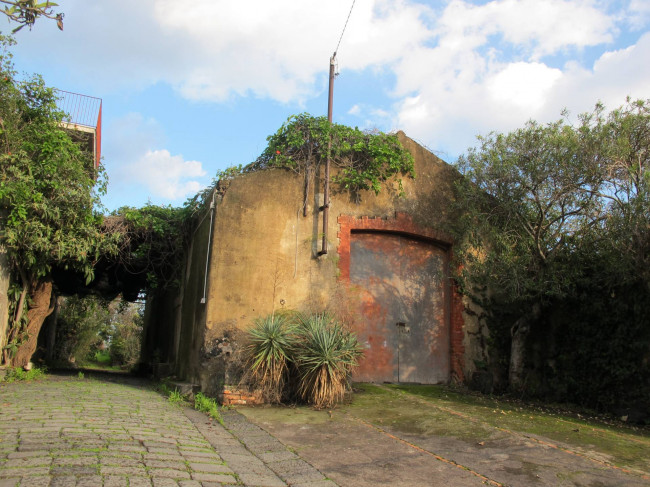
[248,113,415,196]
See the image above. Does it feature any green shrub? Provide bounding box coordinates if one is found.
[245,313,296,403]
[294,313,363,409]
[3,366,47,382]
[244,312,363,408]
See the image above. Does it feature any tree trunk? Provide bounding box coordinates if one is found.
[0,243,10,356]
[11,277,55,368]
[508,302,541,391]
[45,295,62,362]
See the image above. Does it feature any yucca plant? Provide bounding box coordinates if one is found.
[294,313,363,409]
[245,313,296,403]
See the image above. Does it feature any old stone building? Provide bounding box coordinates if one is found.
[142,132,486,398]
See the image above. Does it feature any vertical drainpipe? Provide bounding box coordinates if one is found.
[201,190,217,304]
[95,101,102,171]
[320,53,336,256]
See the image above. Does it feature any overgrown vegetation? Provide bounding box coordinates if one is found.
[50,295,143,369]
[1,365,46,382]
[154,382,224,424]
[452,99,650,416]
[0,34,116,367]
[244,311,363,408]
[249,113,415,197]
[101,204,194,298]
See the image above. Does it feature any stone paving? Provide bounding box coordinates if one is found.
[0,374,336,487]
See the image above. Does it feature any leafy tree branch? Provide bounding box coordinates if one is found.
[1,0,63,32]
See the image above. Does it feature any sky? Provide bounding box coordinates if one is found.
[6,0,650,210]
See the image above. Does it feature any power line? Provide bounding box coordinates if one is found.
[334,0,356,56]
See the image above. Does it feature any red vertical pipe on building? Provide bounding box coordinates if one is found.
[95,101,102,170]
[321,54,336,255]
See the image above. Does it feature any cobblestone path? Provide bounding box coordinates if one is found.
[0,374,336,487]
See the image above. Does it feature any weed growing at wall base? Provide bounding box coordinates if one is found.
[2,366,47,382]
[194,392,224,425]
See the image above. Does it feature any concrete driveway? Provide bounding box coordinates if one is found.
[237,384,650,487]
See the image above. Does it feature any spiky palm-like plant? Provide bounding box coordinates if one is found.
[246,313,296,403]
[294,313,363,409]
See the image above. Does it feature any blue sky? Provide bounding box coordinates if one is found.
[6,0,650,210]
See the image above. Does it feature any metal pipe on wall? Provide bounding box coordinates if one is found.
[200,190,217,304]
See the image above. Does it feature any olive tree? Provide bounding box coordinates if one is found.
[451,101,649,391]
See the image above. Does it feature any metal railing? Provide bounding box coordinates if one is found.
[56,89,102,128]
[55,89,102,169]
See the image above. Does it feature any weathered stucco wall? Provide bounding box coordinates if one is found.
[204,133,457,332]
[140,199,212,382]
[147,132,486,392]
[177,203,215,389]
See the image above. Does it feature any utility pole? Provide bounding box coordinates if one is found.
[319,0,355,256]
[320,53,336,255]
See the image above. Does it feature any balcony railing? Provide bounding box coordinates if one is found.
[55,90,102,169]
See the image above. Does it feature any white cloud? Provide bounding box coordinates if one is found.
[435,0,615,59]
[15,0,433,102]
[16,0,649,168]
[628,0,650,30]
[487,62,563,112]
[384,0,646,157]
[348,104,361,116]
[543,32,650,117]
[152,0,433,102]
[128,149,207,200]
[102,113,207,207]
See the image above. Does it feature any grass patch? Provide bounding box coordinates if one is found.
[94,350,111,364]
[349,383,490,442]
[194,392,224,425]
[352,383,650,473]
[2,366,47,382]
[167,389,185,406]
[154,382,187,407]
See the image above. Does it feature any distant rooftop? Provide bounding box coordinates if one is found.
[56,90,102,170]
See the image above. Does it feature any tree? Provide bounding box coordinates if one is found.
[1,0,63,33]
[107,300,143,367]
[0,35,111,366]
[100,204,192,299]
[52,294,110,364]
[51,295,143,367]
[592,99,650,286]
[452,105,614,391]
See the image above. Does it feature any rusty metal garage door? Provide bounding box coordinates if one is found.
[349,231,450,384]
